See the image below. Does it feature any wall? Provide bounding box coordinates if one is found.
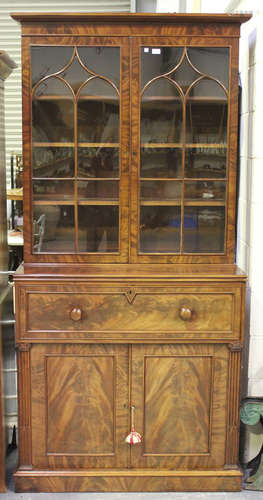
[226,0,263,462]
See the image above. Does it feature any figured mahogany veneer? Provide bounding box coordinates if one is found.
[16,282,242,341]
[13,12,250,493]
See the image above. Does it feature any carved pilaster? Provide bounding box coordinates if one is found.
[225,346,242,466]
[17,343,32,469]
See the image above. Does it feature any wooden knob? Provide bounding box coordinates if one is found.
[179,306,192,321]
[70,307,82,322]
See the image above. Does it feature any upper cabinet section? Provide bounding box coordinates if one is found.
[12,13,251,265]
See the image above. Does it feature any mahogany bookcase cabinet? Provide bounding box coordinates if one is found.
[12,12,251,492]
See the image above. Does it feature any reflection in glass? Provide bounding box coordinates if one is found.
[141,80,183,144]
[33,205,75,253]
[141,181,181,201]
[140,148,182,178]
[187,47,229,90]
[33,180,74,201]
[141,47,183,89]
[32,147,74,178]
[78,180,119,200]
[186,80,227,144]
[34,77,73,97]
[184,181,226,201]
[78,147,119,178]
[186,101,227,144]
[78,47,120,88]
[61,57,91,94]
[184,207,225,253]
[32,100,74,143]
[140,206,181,253]
[185,148,227,178]
[172,56,200,92]
[31,47,74,87]
[78,206,119,252]
[78,100,119,143]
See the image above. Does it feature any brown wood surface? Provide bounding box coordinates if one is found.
[30,343,129,469]
[14,470,242,492]
[18,15,247,265]
[16,282,242,341]
[131,343,229,469]
[14,13,248,494]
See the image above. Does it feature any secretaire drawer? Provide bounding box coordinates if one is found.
[16,283,242,341]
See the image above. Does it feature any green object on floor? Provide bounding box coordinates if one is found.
[241,398,263,491]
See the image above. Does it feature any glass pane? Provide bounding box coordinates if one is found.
[187,47,229,89]
[188,78,227,99]
[33,205,75,253]
[141,80,183,144]
[32,147,74,178]
[141,147,182,178]
[141,181,181,201]
[32,100,74,143]
[78,147,119,178]
[185,147,227,178]
[33,180,74,201]
[78,148,119,177]
[184,181,226,201]
[61,57,90,94]
[78,206,119,252]
[34,76,73,97]
[31,47,74,87]
[78,47,120,88]
[186,102,227,144]
[184,207,225,253]
[78,81,119,143]
[172,56,200,93]
[140,206,181,253]
[141,47,184,89]
[78,180,119,200]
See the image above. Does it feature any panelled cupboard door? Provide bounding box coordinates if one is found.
[131,344,229,469]
[31,344,129,469]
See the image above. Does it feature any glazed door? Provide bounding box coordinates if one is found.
[25,36,129,263]
[130,37,235,263]
[131,343,229,469]
[31,343,129,469]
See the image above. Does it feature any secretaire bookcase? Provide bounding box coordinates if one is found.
[11,12,251,492]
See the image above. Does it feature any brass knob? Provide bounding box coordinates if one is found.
[179,306,192,321]
[70,307,82,321]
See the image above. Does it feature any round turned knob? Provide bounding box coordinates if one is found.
[70,307,82,322]
[179,306,192,321]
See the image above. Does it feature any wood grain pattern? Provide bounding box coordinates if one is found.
[225,347,242,466]
[14,469,242,492]
[17,344,32,469]
[26,289,235,333]
[131,343,228,469]
[13,13,248,494]
[31,343,129,469]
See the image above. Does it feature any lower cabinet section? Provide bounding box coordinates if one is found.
[15,341,243,492]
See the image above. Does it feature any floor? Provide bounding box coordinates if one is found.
[3,451,263,500]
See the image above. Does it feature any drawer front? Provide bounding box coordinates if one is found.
[17,283,242,341]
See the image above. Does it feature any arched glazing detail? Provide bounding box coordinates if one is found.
[31,45,120,254]
[139,45,229,255]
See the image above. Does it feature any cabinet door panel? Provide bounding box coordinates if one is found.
[131,343,229,469]
[31,344,129,468]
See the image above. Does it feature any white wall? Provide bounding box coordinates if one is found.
[225,0,263,462]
